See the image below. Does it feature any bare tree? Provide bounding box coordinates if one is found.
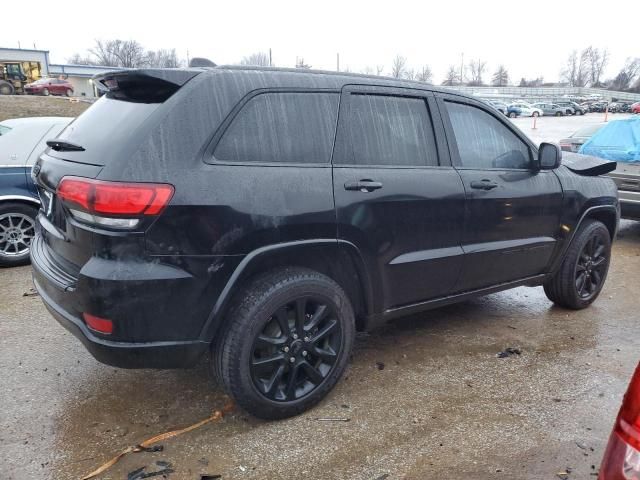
[562,50,589,87]
[391,55,407,79]
[519,77,544,87]
[88,39,121,66]
[415,65,433,84]
[375,65,385,76]
[441,65,460,86]
[467,59,487,86]
[585,46,609,86]
[66,53,95,65]
[404,68,416,81]
[609,57,640,91]
[86,39,147,67]
[146,49,183,68]
[240,51,270,67]
[491,65,509,86]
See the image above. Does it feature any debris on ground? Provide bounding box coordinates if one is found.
[315,417,350,422]
[373,474,390,480]
[200,475,222,480]
[128,461,174,480]
[576,440,588,450]
[376,361,385,370]
[496,347,522,358]
[22,288,39,297]
[81,402,234,479]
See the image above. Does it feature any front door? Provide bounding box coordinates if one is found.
[333,86,466,311]
[437,94,563,292]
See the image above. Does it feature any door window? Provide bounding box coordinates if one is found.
[214,92,339,164]
[340,94,439,167]
[446,101,531,169]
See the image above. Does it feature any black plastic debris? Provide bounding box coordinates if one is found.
[496,347,522,358]
[127,461,174,480]
[200,475,222,480]
[376,362,385,370]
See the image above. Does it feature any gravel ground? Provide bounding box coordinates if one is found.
[0,107,638,480]
[0,95,90,122]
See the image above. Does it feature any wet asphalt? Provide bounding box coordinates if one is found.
[0,220,638,480]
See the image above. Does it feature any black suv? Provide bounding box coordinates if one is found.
[556,100,587,116]
[31,67,619,419]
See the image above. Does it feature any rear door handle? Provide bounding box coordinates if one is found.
[470,180,498,190]
[344,180,383,192]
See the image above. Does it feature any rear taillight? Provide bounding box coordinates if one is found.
[57,176,174,229]
[600,363,640,479]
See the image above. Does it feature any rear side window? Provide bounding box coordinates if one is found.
[341,94,438,167]
[214,92,339,164]
[446,101,531,169]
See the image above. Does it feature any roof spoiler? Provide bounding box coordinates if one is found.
[93,69,203,103]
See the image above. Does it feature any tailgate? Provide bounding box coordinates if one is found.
[608,163,640,193]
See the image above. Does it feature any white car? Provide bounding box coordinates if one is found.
[0,116,73,266]
[509,102,544,117]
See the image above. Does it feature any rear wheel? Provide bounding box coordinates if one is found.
[532,111,539,117]
[65,88,73,97]
[0,81,14,95]
[213,267,355,419]
[509,112,517,118]
[0,202,38,267]
[555,111,562,116]
[543,220,611,309]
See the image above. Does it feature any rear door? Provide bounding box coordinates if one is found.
[436,94,563,291]
[333,85,466,311]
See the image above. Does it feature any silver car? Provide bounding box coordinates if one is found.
[531,103,568,116]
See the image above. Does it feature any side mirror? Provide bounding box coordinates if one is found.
[537,142,562,170]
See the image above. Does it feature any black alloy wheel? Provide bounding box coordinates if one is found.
[575,233,608,300]
[250,296,341,402]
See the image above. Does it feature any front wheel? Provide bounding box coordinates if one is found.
[532,111,539,117]
[509,112,517,118]
[65,88,73,97]
[543,220,611,309]
[555,111,562,116]
[213,267,355,419]
[0,202,38,267]
[0,81,14,95]
[42,88,49,96]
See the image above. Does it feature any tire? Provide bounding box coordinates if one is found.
[543,220,611,310]
[532,111,539,117]
[213,267,355,419]
[578,110,584,116]
[66,89,73,97]
[0,81,14,95]
[0,202,38,267]
[42,88,49,96]
[509,112,517,118]
[566,110,573,116]
[555,111,562,116]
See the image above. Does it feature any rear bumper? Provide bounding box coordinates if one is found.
[619,190,640,220]
[30,232,211,368]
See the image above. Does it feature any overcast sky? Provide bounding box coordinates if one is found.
[2,0,638,84]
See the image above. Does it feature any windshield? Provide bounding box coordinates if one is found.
[33,78,53,84]
[572,124,604,138]
[0,124,11,136]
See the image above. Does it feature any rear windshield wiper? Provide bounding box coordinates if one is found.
[46,140,85,152]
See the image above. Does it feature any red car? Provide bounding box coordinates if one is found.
[600,363,640,479]
[632,102,640,114]
[24,78,74,97]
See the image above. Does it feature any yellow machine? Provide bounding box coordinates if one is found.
[0,61,42,95]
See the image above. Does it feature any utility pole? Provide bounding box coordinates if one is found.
[269,48,272,67]
[336,53,340,72]
[460,52,464,86]
[186,49,190,66]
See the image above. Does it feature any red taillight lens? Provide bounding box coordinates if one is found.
[82,313,113,334]
[600,363,640,479]
[57,177,174,216]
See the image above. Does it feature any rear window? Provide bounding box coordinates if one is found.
[50,97,160,165]
[573,124,603,138]
[0,124,11,136]
[213,92,339,164]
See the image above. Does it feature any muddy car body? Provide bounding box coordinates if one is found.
[31,67,619,418]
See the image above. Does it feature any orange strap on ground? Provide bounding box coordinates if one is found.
[80,401,234,480]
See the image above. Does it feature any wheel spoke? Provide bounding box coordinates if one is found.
[255,334,287,348]
[592,270,602,286]
[264,364,286,395]
[592,256,606,268]
[576,263,586,273]
[576,271,587,294]
[312,345,337,363]
[295,298,307,335]
[593,243,605,259]
[305,304,328,333]
[301,360,324,384]
[252,353,286,372]
[285,364,300,399]
[311,319,338,344]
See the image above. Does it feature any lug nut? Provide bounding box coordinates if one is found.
[283,346,289,353]
[290,357,296,363]
[304,337,310,342]
[292,333,298,340]
[302,351,307,357]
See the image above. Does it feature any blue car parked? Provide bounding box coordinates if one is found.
[0,117,72,266]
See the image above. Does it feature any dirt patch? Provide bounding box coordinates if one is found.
[0,95,91,122]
